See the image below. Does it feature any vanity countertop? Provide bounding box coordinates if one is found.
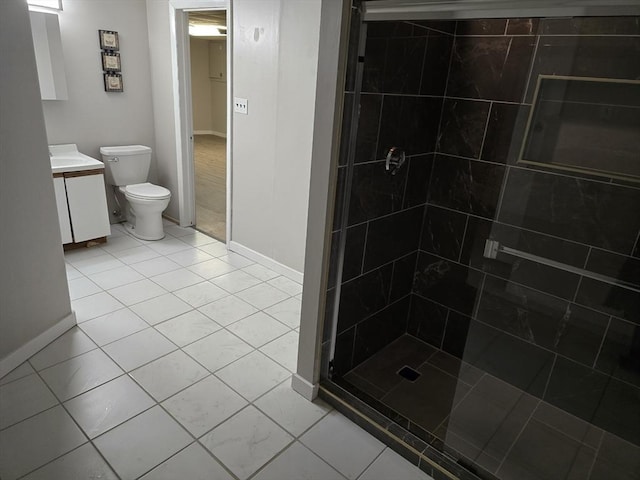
[49,144,104,174]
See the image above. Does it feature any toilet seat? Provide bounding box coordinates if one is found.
[121,182,171,200]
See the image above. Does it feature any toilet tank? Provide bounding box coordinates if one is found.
[100,145,152,186]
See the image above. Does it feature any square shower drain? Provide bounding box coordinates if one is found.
[397,366,421,382]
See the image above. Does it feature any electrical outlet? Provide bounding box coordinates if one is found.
[234,97,248,115]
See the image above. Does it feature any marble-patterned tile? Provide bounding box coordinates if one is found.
[174,281,228,308]
[88,265,144,290]
[140,443,233,480]
[420,205,467,261]
[359,447,432,480]
[70,254,124,276]
[151,268,205,292]
[219,252,254,268]
[64,375,155,438]
[39,349,123,401]
[154,310,222,347]
[227,312,290,348]
[68,276,102,300]
[93,406,192,480]
[0,362,35,386]
[21,443,118,480]
[300,411,385,480]
[101,234,144,253]
[253,442,344,480]
[80,308,148,346]
[109,245,160,265]
[264,297,302,329]
[0,406,86,480]
[211,270,262,293]
[183,329,253,372]
[447,35,535,102]
[254,381,331,437]
[29,327,97,371]
[162,375,247,437]
[187,258,236,279]
[145,237,192,255]
[108,279,167,306]
[437,99,490,159]
[131,350,209,401]
[166,247,214,266]
[267,276,303,296]
[71,292,125,323]
[200,406,293,480]
[198,295,258,326]
[498,168,640,255]
[103,328,177,372]
[177,231,217,247]
[215,351,290,401]
[130,257,182,277]
[242,263,280,281]
[259,330,299,372]
[235,283,290,310]
[363,206,423,271]
[130,293,193,325]
[0,374,58,430]
[376,95,442,159]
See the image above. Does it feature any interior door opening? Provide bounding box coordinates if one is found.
[188,10,228,241]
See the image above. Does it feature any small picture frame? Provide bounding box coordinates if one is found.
[102,52,121,72]
[104,73,123,92]
[99,30,119,51]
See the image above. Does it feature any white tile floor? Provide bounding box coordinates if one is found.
[0,222,434,480]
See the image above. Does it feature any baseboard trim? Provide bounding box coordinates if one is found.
[291,373,319,401]
[228,241,304,284]
[193,130,227,138]
[0,311,77,378]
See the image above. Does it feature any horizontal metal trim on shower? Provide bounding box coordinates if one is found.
[483,239,640,294]
[363,0,640,21]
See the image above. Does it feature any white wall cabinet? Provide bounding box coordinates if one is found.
[29,11,68,100]
[209,40,227,81]
[53,171,110,245]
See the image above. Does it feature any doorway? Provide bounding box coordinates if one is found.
[188,11,228,241]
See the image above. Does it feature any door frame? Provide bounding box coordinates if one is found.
[173,0,232,244]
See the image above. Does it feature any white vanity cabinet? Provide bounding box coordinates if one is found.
[53,176,72,244]
[53,170,110,246]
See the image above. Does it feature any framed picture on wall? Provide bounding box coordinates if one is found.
[102,52,121,72]
[104,73,123,92]
[99,30,119,51]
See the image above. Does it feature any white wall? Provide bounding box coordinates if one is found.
[147,0,321,274]
[146,0,183,220]
[190,37,214,132]
[0,0,73,369]
[232,0,321,273]
[42,0,155,169]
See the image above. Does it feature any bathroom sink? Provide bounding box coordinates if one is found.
[49,144,104,174]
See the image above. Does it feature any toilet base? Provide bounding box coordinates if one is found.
[123,218,165,241]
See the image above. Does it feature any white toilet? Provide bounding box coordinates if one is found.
[100,145,171,240]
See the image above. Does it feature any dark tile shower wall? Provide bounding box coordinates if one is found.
[328,18,455,375]
[409,17,640,448]
[328,11,639,450]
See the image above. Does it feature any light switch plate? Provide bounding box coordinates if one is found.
[234,97,248,115]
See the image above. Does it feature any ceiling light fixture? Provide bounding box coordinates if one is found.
[189,25,226,37]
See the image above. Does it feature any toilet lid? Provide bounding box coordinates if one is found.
[125,182,171,200]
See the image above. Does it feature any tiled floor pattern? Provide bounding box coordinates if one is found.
[0,223,433,480]
[344,335,640,480]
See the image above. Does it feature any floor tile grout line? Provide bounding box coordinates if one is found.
[4,227,380,480]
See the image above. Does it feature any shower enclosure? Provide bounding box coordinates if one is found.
[318,2,640,479]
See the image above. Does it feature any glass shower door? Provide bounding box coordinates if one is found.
[324,10,640,480]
